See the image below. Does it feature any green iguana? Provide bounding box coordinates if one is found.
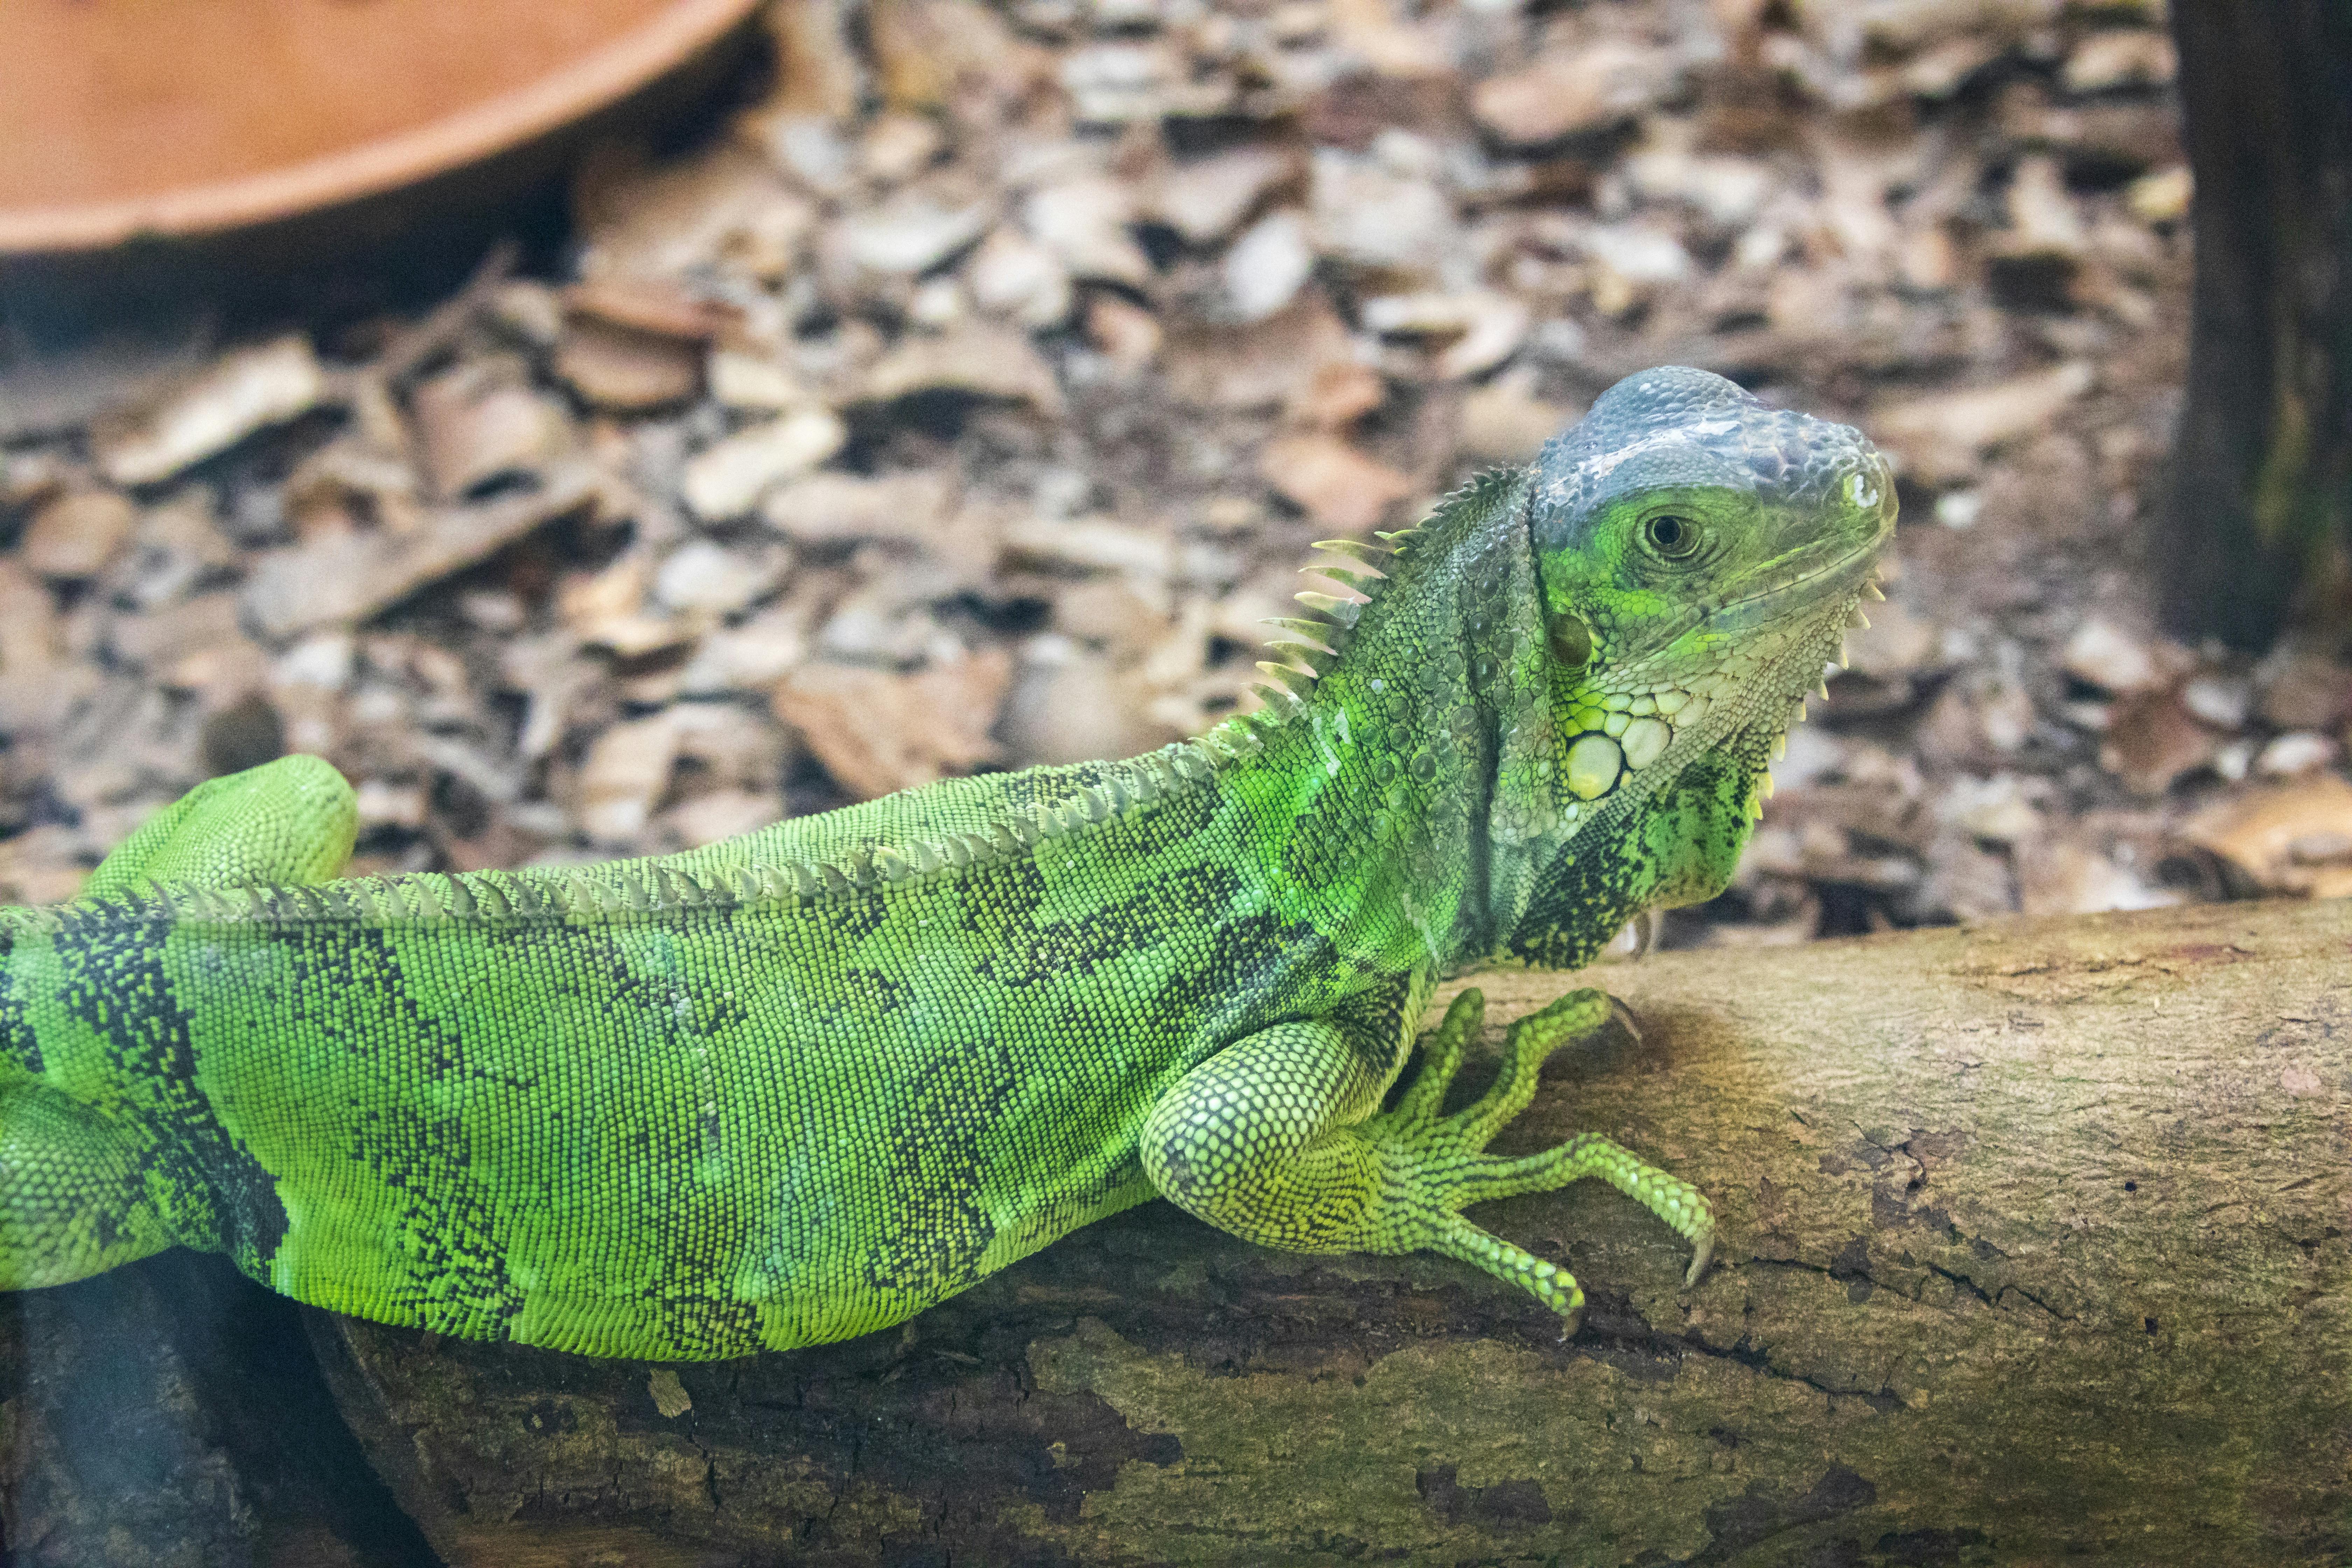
[0,367,1892,1357]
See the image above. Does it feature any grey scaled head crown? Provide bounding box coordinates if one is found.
[1530,366,1882,555]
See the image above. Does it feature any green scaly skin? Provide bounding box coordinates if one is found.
[0,368,1892,1355]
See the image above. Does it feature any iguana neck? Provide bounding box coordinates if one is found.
[1208,471,1536,978]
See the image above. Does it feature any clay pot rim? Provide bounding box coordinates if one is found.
[0,0,761,258]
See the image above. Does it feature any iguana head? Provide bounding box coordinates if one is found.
[1486,365,1894,961]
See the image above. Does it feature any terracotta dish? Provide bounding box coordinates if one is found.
[0,0,761,255]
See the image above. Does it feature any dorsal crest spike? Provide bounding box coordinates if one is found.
[472,877,514,920]
[1262,616,1339,649]
[1250,681,1306,719]
[1310,538,1392,564]
[1292,591,1362,626]
[403,878,444,920]
[554,875,595,917]
[1299,564,1381,594]
[1263,641,1332,677]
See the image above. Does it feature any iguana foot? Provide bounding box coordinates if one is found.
[1140,988,1713,1335]
[1361,987,1716,1328]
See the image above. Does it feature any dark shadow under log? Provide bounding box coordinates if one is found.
[302,898,2352,1567]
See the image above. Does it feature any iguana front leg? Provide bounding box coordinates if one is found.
[1,756,357,1288]
[1140,989,1714,1332]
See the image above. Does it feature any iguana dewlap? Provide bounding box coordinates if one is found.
[0,367,1892,1357]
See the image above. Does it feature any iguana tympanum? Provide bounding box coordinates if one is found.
[0,367,1891,1357]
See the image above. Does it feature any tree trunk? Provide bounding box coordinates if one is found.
[304,898,2352,1568]
[2160,0,2352,647]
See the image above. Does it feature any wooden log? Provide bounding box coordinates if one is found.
[299,898,2350,1566]
[0,1247,439,1568]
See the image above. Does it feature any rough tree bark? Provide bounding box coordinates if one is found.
[2161,0,2352,646]
[300,898,2352,1568]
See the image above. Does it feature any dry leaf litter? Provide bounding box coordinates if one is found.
[0,0,2344,948]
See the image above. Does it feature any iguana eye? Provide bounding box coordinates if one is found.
[1644,514,1702,559]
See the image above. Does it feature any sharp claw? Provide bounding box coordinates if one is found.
[1684,1234,1714,1289]
[1608,995,1646,1049]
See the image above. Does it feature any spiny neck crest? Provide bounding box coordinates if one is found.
[1226,467,1518,733]
[0,488,1516,940]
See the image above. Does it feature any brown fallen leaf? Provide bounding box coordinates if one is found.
[2256,643,2352,730]
[2179,774,2352,900]
[243,467,621,639]
[555,319,702,411]
[410,363,574,500]
[2098,685,2222,797]
[1259,432,1416,536]
[565,276,743,342]
[2017,837,2180,918]
[573,142,817,285]
[1164,297,1353,412]
[1470,40,1680,147]
[771,648,1013,800]
[2060,616,2174,696]
[1872,362,2095,485]
[866,0,1037,113]
[681,408,848,522]
[97,336,330,487]
[578,711,683,845]
[19,488,136,580]
[1284,361,1386,431]
[1458,369,1575,462]
[1084,294,1163,375]
[863,323,1064,418]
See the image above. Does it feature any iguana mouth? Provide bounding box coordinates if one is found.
[1701,534,1888,637]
